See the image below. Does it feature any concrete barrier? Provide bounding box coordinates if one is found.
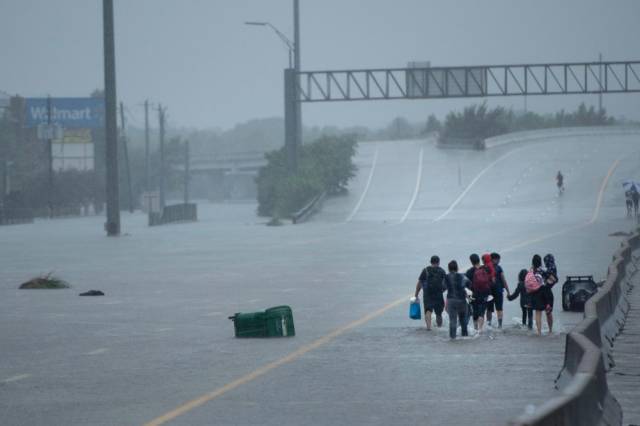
[510,229,639,426]
[484,126,640,150]
[149,203,198,226]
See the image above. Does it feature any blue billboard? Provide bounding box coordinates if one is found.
[25,97,104,128]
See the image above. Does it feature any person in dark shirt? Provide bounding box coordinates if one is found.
[414,255,446,331]
[443,260,471,339]
[487,252,511,328]
[540,253,558,334]
[508,269,532,329]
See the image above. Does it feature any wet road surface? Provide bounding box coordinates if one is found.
[1,132,639,425]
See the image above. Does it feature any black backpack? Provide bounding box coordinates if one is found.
[423,267,445,295]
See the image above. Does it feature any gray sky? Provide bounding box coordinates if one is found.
[1,0,639,130]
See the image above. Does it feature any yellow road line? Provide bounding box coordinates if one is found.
[145,156,621,426]
[144,297,406,426]
[589,158,620,225]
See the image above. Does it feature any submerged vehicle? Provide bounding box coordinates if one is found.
[562,275,598,311]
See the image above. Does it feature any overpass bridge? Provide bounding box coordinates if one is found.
[187,151,267,174]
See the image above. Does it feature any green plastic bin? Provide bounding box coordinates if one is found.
[229,311,268,338]
[265,305,295,337]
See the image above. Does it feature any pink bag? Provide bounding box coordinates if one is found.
[524,270,543,294]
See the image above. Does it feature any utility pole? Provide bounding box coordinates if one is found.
[183,140,190,204]
[293,0,302,163]
[119,102,133,213]
[103,0,120,236]
[144,99,150,193]
[158,104,166,210]
[46,95,54,218]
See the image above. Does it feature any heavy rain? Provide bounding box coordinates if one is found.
[1,1,640,425]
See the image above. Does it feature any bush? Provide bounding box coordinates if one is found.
[256,135,357,218]
[440,102,616,146]
[19,273,70,289]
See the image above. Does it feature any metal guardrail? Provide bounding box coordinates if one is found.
[510,230,639,426]
[291,191,326,224]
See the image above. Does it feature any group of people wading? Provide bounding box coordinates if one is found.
[413,253,558,338]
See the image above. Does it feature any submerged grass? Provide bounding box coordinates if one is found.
[19,273,70,289]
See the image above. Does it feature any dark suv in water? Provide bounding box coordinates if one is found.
[562,275,599,312]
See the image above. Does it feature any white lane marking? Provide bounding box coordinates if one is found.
[85,348,109,355]
[204,312,223,317]
[346,148,379,223]
[2,374,30,383]
[156,328,174,332]
[434,148,523,222]
[398,147,424,224]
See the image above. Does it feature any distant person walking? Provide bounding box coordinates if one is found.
[414,255,446,331]
[443,260,470,339]
[625,189,634,217]
[556,170,564,195]
[631,186,640,216]
[508,269,533,330]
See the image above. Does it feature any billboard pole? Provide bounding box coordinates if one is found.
[103,0,120,236]
[183,140,190,204]
[158,105,166,210]
[46,95,54,219]
[144,99,150,193]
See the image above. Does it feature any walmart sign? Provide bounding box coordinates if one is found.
[25,97,104,128]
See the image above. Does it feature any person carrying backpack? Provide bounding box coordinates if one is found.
[414,255,446,331]
[465,253,491,332]
[444,260,470,339]
[508,269,533,329]
[526,254,546,335]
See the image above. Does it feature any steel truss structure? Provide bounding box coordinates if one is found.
[296,61,640,102]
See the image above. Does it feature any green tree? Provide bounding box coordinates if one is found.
[256,134,358,218]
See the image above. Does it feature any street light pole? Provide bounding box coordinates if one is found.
[245,0,301,174]
[46,95,54,218]
[244,21,294,68]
